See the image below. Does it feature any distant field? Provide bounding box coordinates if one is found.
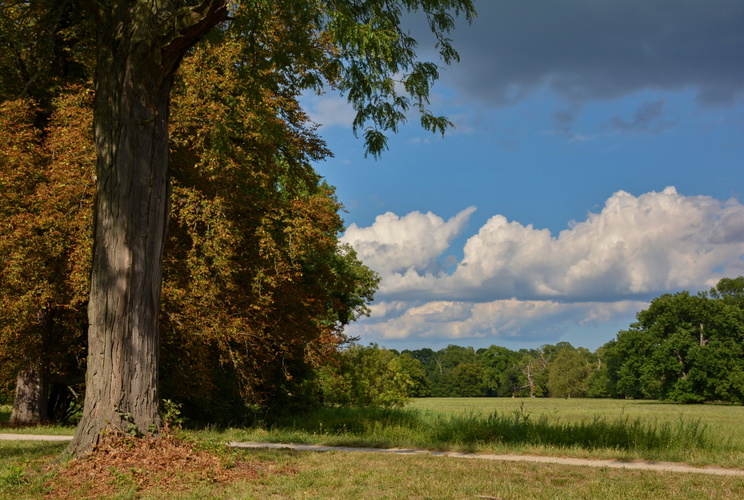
[407,397,744,466]
[4,399,743,454]
[410,397,744,447]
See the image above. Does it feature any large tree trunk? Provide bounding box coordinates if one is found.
[9,368,50,425]
[67,0,227,457]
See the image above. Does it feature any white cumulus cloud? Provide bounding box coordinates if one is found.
[347,298,646,344]
[301,93,357,128]
[343,188,744,345]
[448,187,744,301]
[341,207,476,275]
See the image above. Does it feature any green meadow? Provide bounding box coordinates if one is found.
[414,397,744,451]
[3,399,744,499]
[208,398,744,468]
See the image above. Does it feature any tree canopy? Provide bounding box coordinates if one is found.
[0,0,476,455]
[0,12,387,402]
[0,90,93,423]
[597,279,744,403]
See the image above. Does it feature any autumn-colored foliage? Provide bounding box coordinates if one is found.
[0,6,378,419]
[0,90,93,417]
[161,28,379,417]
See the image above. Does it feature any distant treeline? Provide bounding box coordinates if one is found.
[325,277,744,406]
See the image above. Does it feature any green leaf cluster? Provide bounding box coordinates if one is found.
[318,343,415,408]
[325,0,476,157]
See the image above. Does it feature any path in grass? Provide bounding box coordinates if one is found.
[0,433,73,441]
[4,433,743,477]
[228,441,744,477]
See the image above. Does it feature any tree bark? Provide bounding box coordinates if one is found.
[9,368,50,425]
[66,0,227,457]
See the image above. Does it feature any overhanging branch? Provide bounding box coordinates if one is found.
[163,0,229,56]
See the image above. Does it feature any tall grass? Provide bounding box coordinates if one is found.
[427,405,710,452]
[238,403,717,459]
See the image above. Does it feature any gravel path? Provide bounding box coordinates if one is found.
[4,434,742,477]
[228,441,744,477]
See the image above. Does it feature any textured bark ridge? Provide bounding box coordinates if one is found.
[67,1,227,457]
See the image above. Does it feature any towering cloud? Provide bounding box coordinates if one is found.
[449,187,744,301]
[343,188,744,344]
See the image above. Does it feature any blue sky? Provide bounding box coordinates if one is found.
[304,0,744,352]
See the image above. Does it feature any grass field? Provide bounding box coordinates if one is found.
[203,398,744,468]
[413,397,744,451]
[2,399,744,499]
[2,440,743,499]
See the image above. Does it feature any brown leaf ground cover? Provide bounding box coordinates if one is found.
[43,432,282,499]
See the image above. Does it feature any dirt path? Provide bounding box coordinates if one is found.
[228,441,744,477]
[4,434,742,477]
[0,433,73,442]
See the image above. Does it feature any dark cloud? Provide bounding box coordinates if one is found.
[607,100,673,134]
[439,0,744,107]
[551,105,581,135]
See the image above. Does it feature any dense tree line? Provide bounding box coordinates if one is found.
[0,2,382,426]
[330,277,744,405]
[397,342,598,400]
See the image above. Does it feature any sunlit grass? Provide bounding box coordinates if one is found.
[197,399,743,468]
[3,442,744,500]
[413,397,744,450]
[0,440,67,499]
[2,400,744,499]
[212,449,744,500]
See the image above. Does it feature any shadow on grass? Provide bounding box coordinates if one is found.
[267,405,715,453]
[275,407,422,435]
